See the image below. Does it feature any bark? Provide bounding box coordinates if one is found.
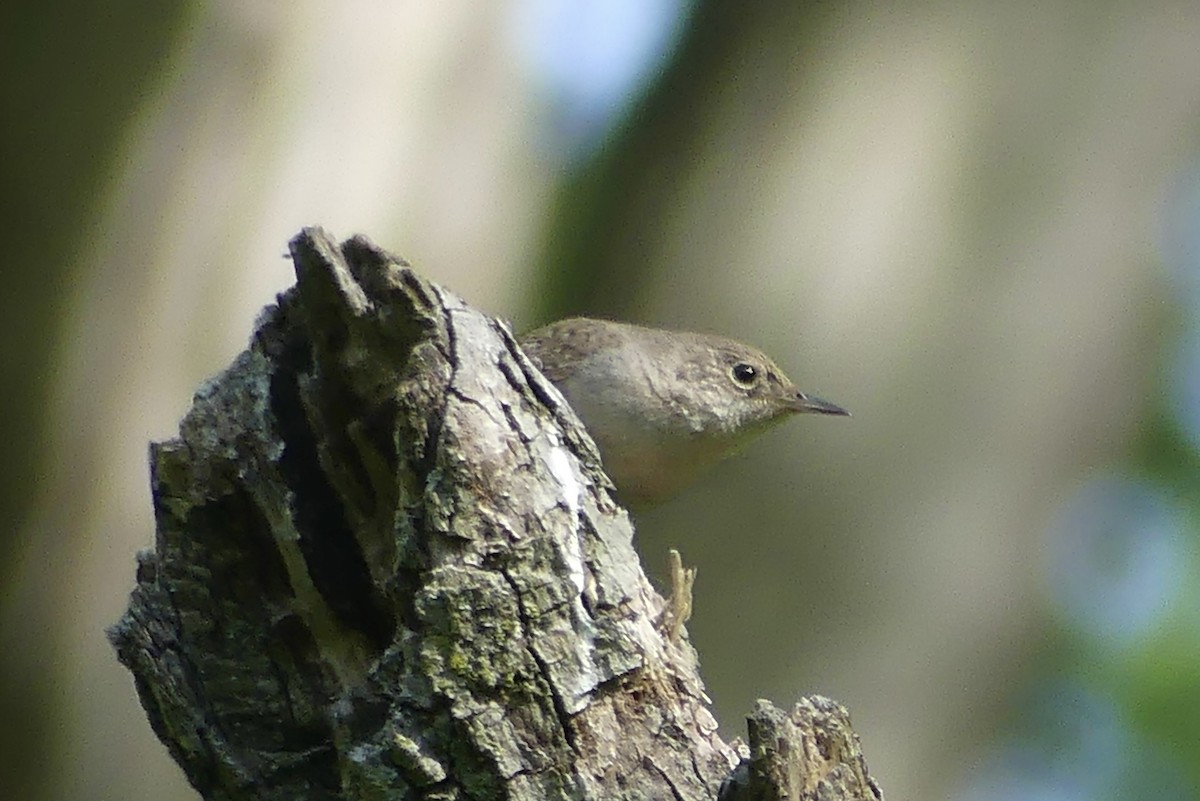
[109,228,884,801]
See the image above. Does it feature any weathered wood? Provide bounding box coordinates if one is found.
[109,228,884,800]
[719,699,883,801]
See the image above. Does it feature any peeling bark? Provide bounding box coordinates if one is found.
[109,228,884,801]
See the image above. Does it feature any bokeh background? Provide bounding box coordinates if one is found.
[4,1,1200,799]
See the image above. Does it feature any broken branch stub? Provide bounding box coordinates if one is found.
[109,227,884,801]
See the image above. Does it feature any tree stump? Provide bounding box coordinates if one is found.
[109,228,883,801]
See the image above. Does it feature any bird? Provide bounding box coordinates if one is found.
[519,317,847,507]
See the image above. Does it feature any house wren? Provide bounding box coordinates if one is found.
[519,317,848,507]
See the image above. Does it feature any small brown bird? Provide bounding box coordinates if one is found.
[520,317,847,507]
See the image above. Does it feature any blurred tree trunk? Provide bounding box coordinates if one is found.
[532,0,830,321]
[0,5,186,799]
[109,228,882,801]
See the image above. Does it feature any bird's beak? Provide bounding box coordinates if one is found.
[789,392,850,416]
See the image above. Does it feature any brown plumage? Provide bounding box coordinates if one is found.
[520,317,847,506]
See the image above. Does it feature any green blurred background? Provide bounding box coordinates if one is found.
[4,2,1200,799]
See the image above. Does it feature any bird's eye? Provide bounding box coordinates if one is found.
[731,362,758,387]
